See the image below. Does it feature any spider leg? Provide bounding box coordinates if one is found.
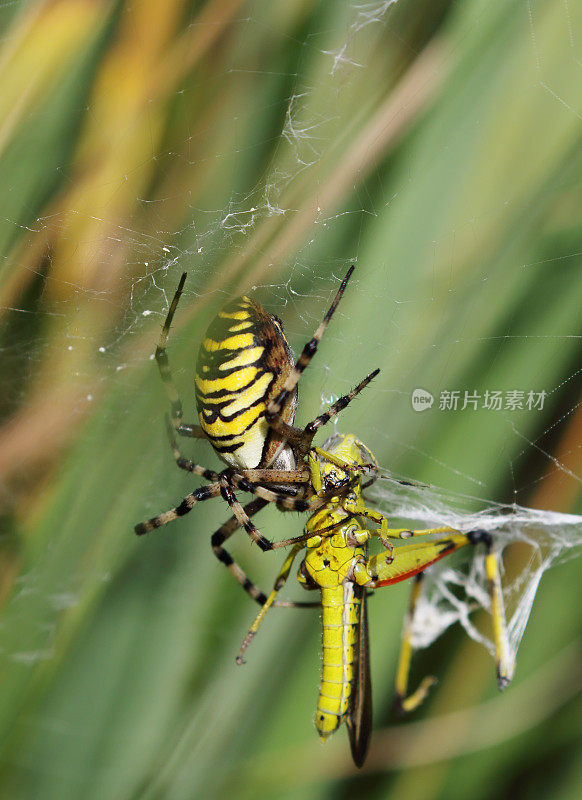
[134,482,221,535]
[302,368,380,443]
[265,265,354,430]
[211,498,270,604]
[219,477,329,549]
[230,453,362,547]
[229,473,316,513]
[263,369,380,460]
[228,472,343,528]
[164,415,219,480]
[155,272,205,439]
[219,480,277,552]
[211,499,318,611]
[237,468,310,486]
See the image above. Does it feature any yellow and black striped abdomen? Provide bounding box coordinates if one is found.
[195,296,296,469]
[316,583,362,738]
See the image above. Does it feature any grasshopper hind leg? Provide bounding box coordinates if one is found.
[393,573,437,715]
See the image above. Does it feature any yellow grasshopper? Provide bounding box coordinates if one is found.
[237,433,510,767]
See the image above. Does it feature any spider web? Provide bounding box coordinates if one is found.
[0,0,581,721]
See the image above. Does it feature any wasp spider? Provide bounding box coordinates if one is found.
[135,267,379,605]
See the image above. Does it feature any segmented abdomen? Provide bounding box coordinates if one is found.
[195,296,296,469]
[316,584,362,738]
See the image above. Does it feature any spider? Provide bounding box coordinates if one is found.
[134,266,380,605]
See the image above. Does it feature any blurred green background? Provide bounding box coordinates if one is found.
[0,0,581,798]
